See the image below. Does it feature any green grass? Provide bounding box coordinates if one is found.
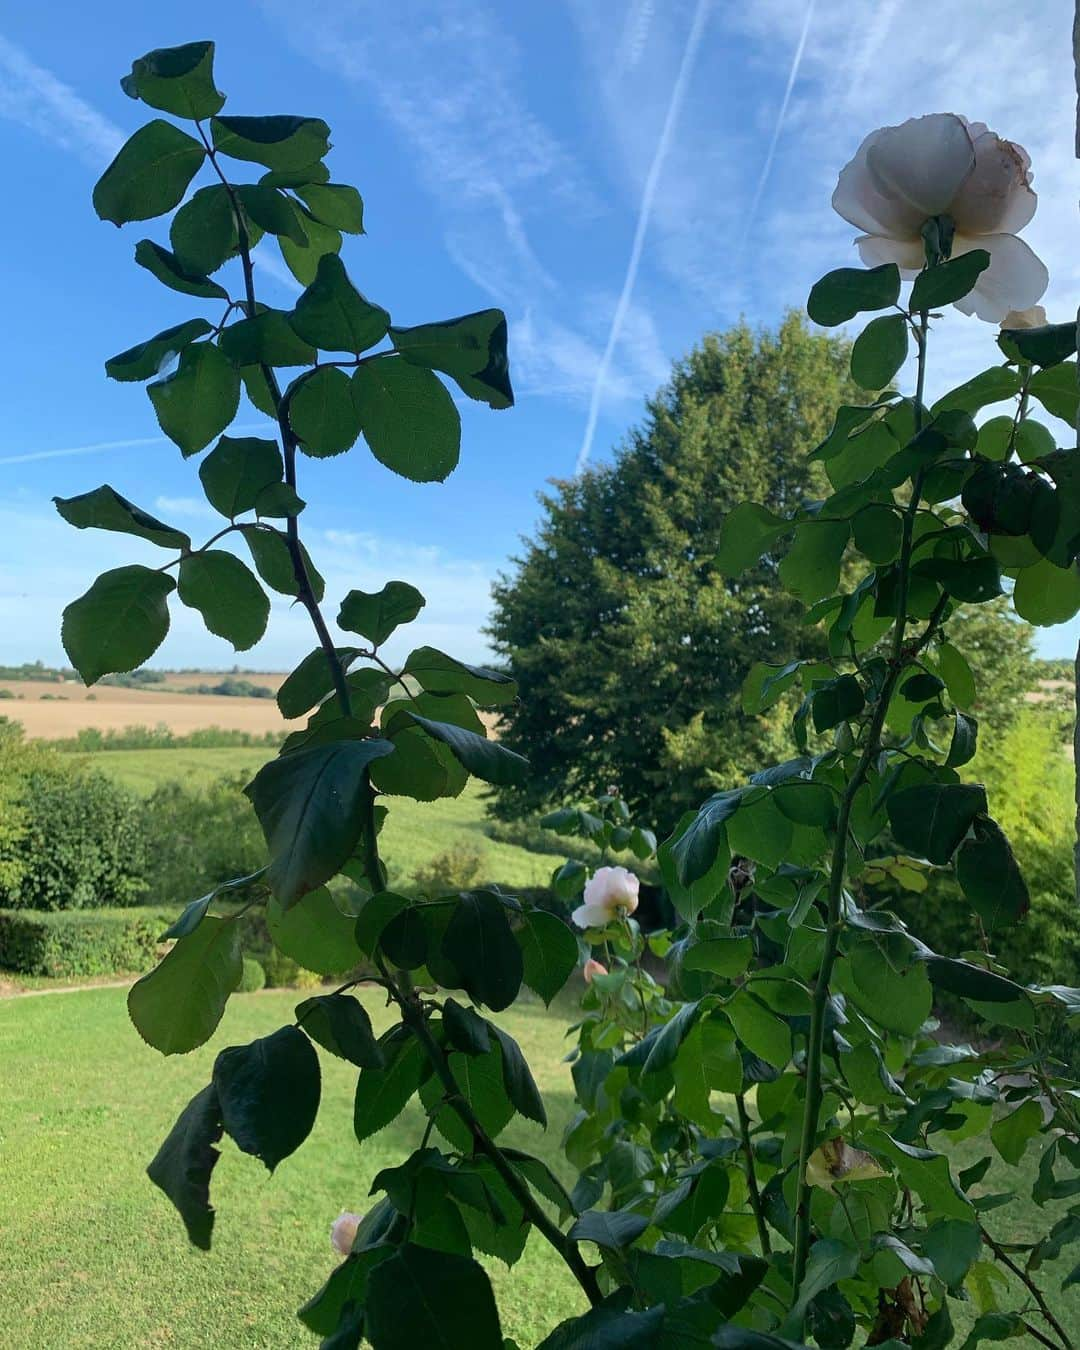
[0,986,585,1349]
[74,745,274,794]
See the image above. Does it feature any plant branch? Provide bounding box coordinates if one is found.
[735,1093,771,1256]
[981,1225,1073,1350]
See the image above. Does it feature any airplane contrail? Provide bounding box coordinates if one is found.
[574,0,713,475]
[740,0,816,250]
[0,422,274,468]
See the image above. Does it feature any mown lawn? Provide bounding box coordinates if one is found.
[0,986,585,1349]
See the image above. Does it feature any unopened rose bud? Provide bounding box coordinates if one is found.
[1001,305,1047,329]
[583,958,608,983]
[330,1211,361,1255]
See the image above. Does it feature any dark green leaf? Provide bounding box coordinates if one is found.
[354,1027,425,1141]
[851,314,908,390]
[199,435,283,518]
[933,365,1022,416]
[276,646,360,719]
[781,1238,860,1337]
[517,909,577,1005]
[121,40,225,119]
[569,1208,650,1249]
[234,184,306,244]
[296,993,383,1068]
[669,789,741,886]
[289,254,389,354]
[364,1244,503,1350]
[538,1301,665,1350]
[242,525,324,600]
[267,887,365,975]
[487,1022,546,1126]
[910,251,990,311]
[128,915,241,1054]
[170,185,237,275]
[280,208,342,285]
[923,956,1026,1004]
[93,120,205,225]
[105,318,213,382]
[146,1083,223,1250]
[219,310,315,367]
[254,482,304,518]
[402,647,515,704]
[913,555,1002,603]
[812,674,864,732]
[442,998,492,1056]
[946,711,978,768]
[160,869,267,940]
[133,240,229,300]
[807,264,900,326]
[1029,362,1080,425]
[957,816,1029,927]
[420,1044,513,1151]
[380,904,429,970]
[779,520,849,603]
[353,357,460,482]
[900,672,946,703]
[213,1025,320,1171]
[442,891,523,1012]
[999,322,1077,369]
[245,739,395,906]
[886,782,987,864]
[177,550,268,651]
[148,341,240,457]
[714,502,787,575]
[61,565,175,685]
[990,1099,1043,1166]
[404,712,528,787]
[389,309,513,410]
[289,366,362,456]
[296,183,365,233]
[54,484,189,550]
[210,115,331,171]
[337,581,425,646]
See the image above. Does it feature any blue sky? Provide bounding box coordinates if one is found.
[1,0,1077,671]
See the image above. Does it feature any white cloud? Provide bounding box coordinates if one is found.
[154,496,218,522]
[0,33,122,165]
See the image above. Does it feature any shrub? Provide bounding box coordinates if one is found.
[410,842,486,896]
[261,946,322,990]
[237,956,266,992]
[0,907,163,977]
[50,724,283,751]
[140,776,266,909]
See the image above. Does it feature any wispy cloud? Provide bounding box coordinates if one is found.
[574,0,712,473]
[0,33,122,164]
[0,421,275,470]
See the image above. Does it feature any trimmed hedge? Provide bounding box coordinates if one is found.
[0,907,166,977]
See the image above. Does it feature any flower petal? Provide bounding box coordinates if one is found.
[833,127,907,236]
[949,129,1036,235]
[865,113,975,224]
[855,233,925,273]
[572,902,613,930]
[951,233,1048,323]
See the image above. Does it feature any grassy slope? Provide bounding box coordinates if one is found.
[0,986,585,1349]
[84,749,555,891]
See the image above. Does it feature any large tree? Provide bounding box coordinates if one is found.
[488,315,857,827]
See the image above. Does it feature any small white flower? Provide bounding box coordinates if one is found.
[832,113,1048,323]
[330,1211,361,1256]
[571,866,640,929]
[1001,305,1048,329]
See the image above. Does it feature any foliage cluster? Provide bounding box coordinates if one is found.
[0,906,166,977]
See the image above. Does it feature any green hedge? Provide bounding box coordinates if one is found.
[0,907,167,977]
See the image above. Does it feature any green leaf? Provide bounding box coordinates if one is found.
[198,435,283,518]
[640,1000,701,1076]
[886,782,987,864]
[866,1131,974,1221]
[61,565,175,685]
[403,647,515,705]
[54,485,189,551]
[538,1302,665,1350]
[442,998,492,1056]
[268,887,365,974]
[146,1083,223,1250]
[846,939,932,1036]
[779,520,849,603]
[923,956,1025,1004]
[913,555,1002,603]
[569,1209,650,1250]
[105,318,213,382]
[338,581,425,646]
[921,1220,982,1288]
[288,253,389,354]
[389,309,513,410]
[851,314,908,390]
[669,789,741,886]
[219,310,315,367]
[911,251,990,310]
[364,1244,503,1350]
[487,1022,546,1126]
[957,816,1029,928]
[177,550,268,651]
[128,915,241,1055]
[232,184,306,244]
[296,183,365,233]
[353,357,461,482]
[726,991,791,1069]
[133,240,229,300]
[681,935,753,977]
[517,909,577,1005]
[937,642,976,708]
[714,502,787,575]
[242,525,324,601]
[288,366,362,457]
[442,891,523,1012]
[990,1099,1042,1166]
[296,993,383,1068]
[148,342,240,457]
[121,40,225,119]
[1013,557,1080,626]
[93,120,205,225]
[210,115,331,171]
[245,739,395,906]
[946,711,978,769]
[213,1025,320,1171]
[812,674,864,733]
[276,646,360,719]
[933,365,1022,417]
[1000,322,1078,369]
[280,209,342,285]
[169,185,237,275]
[160,870,267,940]
[254,482,304,518]
[807,264,900,326]
[781,1238,860,1337]
[405,712,528,787]
[354,1027,425,1141]
[853,503,903,564]
[1029,362,1080,425]
[420,1044,514,1151]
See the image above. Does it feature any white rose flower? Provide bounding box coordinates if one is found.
[1001,305,1048,329]
[832,113,1048,323]
[330,1211,361,1256]
[571,865,640,929]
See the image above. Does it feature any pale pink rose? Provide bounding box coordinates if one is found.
[583,958,608,983]
[571,865,640,929]
[832,113,1047,323]
[330,1211,361,1256]
[1001,305,1048,329]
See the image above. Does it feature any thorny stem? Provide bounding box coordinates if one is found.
[735,1093,771,1257]
[791,307,942,1308]
[980,1225,1074,1350]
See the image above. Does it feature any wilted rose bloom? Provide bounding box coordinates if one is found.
[583,957,608,983]
[1001,305,1048,329]
[832,113,1048,322]
[330,1211,361,1256]
[571,865,640,929]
